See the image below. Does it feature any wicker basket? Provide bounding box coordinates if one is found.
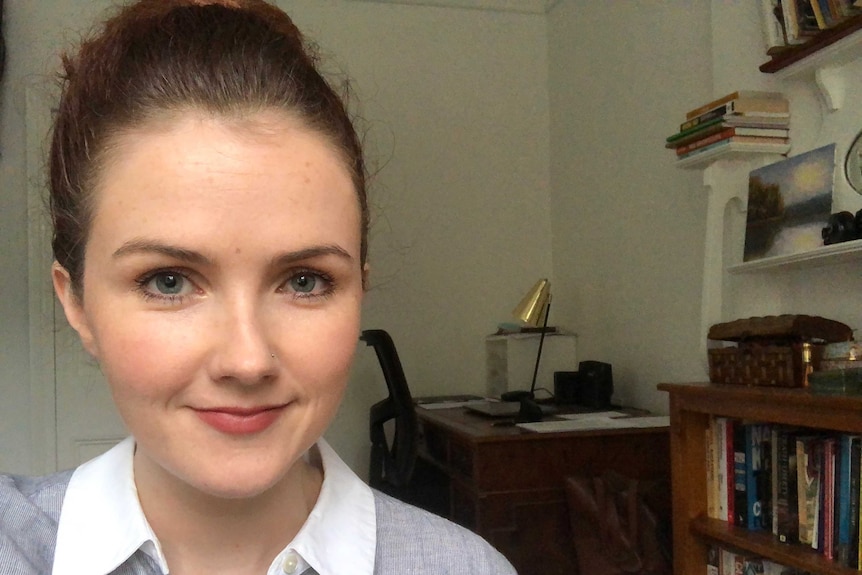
[707,315,852,388]
[707,342,823,387]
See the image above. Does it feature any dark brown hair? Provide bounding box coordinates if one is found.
[49,0,368,293]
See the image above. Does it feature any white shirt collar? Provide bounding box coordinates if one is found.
[52,437,376,575]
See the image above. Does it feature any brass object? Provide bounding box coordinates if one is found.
[512,278,551,327]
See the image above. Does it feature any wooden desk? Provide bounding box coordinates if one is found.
[415,406,671,575]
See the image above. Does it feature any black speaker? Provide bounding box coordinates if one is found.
[576,361,613,409]
[553,371,580,404]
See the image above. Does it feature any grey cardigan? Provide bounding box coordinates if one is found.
[0,472,516,575]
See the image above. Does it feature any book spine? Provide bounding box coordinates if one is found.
[775,428,799,544]
[676,128,736,156]
[686,92,739,120]
[747,424,771,530]
[823,437,836,559]
[850,438,860,567]
[717,417,729,522]
[771,427,780,536]
[797,436,822,548]
[680,105,730,132]
[707,424,718,519]
[727,420,736,524]
[734,421,748,527]
[837,435,853,565]
[707,545,720,575]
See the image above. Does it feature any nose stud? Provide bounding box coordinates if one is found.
[271,353,276,359]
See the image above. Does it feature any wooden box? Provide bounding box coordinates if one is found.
[707,315,852,387]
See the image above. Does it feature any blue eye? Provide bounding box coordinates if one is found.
[290,273,316,294]
[135,270,195,304]
[283,270,334,300]
[153,273,184,295]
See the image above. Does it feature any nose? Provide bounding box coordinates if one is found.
[209,296,278,385]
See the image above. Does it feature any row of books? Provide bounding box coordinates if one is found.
[762,0,862,51]
[708,417,862,568]
[666,90,791,167]
[707,544,809,575]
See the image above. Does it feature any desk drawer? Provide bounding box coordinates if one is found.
[449,439,474,479]
[419,421,475,479]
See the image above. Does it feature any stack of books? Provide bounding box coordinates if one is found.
[764,0,862,49]
[666,90,791,167]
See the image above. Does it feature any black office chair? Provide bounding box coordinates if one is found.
[361,329,418,497]
[361,329,448,515]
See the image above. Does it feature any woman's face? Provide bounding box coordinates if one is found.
[53,110,364,499]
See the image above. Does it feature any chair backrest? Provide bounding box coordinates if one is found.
[360,329,418,494]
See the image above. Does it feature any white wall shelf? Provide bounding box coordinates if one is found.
[676,144,790,170]
[727,238,862,273]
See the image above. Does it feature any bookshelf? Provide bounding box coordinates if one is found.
[658,382,862,575]
[727,238,862,273]
[760,13,862,76]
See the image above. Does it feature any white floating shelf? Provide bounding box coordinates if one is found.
[728,238,862,273]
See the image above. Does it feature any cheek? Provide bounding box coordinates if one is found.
[90,313,204,401]
[285,311,361,395]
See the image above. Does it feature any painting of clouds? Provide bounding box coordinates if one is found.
[743,144,835,262]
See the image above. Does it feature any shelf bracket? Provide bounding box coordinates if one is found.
[699,161,750,369]
[814,65,844,111]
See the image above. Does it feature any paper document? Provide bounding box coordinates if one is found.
[558,411,628,420]
[517,414,669,433]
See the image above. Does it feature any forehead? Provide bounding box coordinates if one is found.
[87,109,361,255]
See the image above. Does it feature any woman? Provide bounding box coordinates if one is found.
[0,1,516,574]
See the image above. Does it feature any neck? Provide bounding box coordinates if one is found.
[134,450,323,575]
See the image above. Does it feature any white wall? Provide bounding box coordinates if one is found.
[708,1,862,336]
[9,0,852,479]
[0,0,551,475]
[547,1,712,414]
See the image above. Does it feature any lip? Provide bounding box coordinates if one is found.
[194,405,286,435]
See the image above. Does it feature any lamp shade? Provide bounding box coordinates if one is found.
[512,278,551,327]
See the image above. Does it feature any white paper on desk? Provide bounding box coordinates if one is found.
[418,399,488,410]
[558,411,628,420]
[615,415,670,428]
[517,414,670,433]
[517,417,629,433]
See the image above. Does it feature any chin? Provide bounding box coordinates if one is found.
[190,465,289,500]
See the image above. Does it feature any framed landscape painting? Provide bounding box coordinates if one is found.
[743,144,835,262]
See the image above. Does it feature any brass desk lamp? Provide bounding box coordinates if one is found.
[501,278,552,408]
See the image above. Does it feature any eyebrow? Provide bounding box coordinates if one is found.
[113,240,211,265]
[113,240,354,266]
[270,245,355,266]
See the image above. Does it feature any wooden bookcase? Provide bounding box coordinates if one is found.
[658,382,862,575]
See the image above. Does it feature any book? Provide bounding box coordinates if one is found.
[775,427,800,544]
[761,0,788,51]
[680,102,790,133]
[727,419,736,524]
[797,0,822,33]
[796,435,823,547]
[850,437,861,567]
[685,90,785,120]
[680,112,790,141]
[716,417,730,522]
[781,0,804,43]
[707,545,720,575]
[811,0,831,28]
[734,420,749,526]
[707,424,719,519]
[666,122,790,148]
[674,129,789,156]
[836,435,858,565]
[746,424,772,530]
[771,427,780,536]
[822,436,837,559]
